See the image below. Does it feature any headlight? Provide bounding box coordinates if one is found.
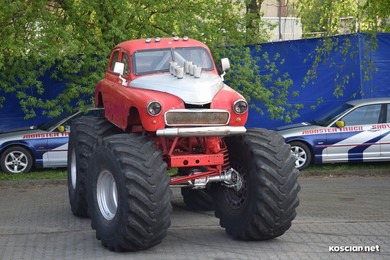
[233,99,248,114]
[147,101,162,116]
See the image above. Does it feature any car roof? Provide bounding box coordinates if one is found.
[347,97,390,106]
[116,37,210,54]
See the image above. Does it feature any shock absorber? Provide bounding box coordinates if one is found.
[221,141,230,171]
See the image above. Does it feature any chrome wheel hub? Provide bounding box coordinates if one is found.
[291,146,306,168]
[96,170,118,220]
[70,149,77,189]
[5,151,28,173]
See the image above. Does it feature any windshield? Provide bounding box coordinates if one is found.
[310,103,354,126]
[37,109,103,131]
[37,112,73,131]
[133,47,214,75]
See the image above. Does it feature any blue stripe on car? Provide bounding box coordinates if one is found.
[348,130,390,161]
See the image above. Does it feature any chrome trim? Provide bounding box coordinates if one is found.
[146,100,162,116]
[233,99,248,114]
[164,109,230,126]
[156,126,246,137]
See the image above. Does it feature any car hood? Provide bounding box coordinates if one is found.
[275,122,312,131]
[276,122,323,138]
[0,125,37,134]
[0,129,46,145]
[130,73,223,105]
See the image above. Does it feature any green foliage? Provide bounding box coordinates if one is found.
[360,0,390,32]
[295,0,390,37]
[216,45,299,123]
[295,0,360,37]
[294,0,388,103]
[1,0,297,122]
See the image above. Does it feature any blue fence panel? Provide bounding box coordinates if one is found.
[0,70,67,132]
[1,33,390,132]
[247,34,364,129]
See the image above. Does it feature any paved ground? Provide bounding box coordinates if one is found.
[0,176,389,260]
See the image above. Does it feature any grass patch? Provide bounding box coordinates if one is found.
[1,162,389,182]
[0,169,67,181]
[304,162,390,172]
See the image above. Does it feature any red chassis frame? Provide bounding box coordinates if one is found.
[153,136,230,185]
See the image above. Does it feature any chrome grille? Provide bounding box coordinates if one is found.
[165,109,230,126]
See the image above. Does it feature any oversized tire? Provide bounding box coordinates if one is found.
[87,134,172,252]
[214,128,300,240]
[289,141,312,170]
[0,146,33,174]
[181,187,214,211]
[67,116,119,217]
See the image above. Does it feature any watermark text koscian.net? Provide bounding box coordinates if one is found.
[329,245,380,253]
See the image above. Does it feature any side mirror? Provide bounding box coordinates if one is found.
[57,125,65,133]
[113,62,125,75]
[220,58,230,81]
[336,120,345,128]
[113,62,127,86]
[221,58,230,72]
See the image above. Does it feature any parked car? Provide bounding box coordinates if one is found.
[0,108,103,174]
[276,97,390,170]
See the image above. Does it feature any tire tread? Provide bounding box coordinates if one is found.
[215,128,300,240]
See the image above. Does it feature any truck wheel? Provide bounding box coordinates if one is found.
[0,146,33,174]
[67,116,119,217]
[181,187,214,211]
[214,128,300,240]
[87,134,172,251]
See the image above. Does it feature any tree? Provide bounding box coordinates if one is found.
[292,0,390,102]
[0,0,296,122]
[295,0,390,36]
[360,0,390,32]
[295,0,359,37]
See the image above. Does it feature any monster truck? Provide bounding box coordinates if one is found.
[67,36,300,252]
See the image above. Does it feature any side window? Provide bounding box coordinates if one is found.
[59,109,104,132]
[341,104,381,126]
[110,51,120,71]
[387,104,390,123]
[123,53,130,76]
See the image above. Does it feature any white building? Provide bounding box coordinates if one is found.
[261,0,302,41]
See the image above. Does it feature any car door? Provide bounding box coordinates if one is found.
[103,50,122,123]
[322,104,382,163]
[104,50,131,127]
[378,103,390,159]
[111,52,132,125]
[44,123,71,168]
[44,130,69,167]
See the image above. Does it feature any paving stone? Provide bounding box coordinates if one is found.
[0,176,389,259]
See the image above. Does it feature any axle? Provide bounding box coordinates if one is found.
[170,168,243,190]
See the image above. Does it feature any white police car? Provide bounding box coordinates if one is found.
[276,98,390,170]
[0,108,103,174]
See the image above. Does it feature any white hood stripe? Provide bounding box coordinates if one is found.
[130,73,223,105]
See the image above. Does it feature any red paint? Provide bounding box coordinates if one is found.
[95,37,247,182]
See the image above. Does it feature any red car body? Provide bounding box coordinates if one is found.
[94,37,248,133]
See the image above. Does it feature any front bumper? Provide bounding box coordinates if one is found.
[156,126,246,137]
